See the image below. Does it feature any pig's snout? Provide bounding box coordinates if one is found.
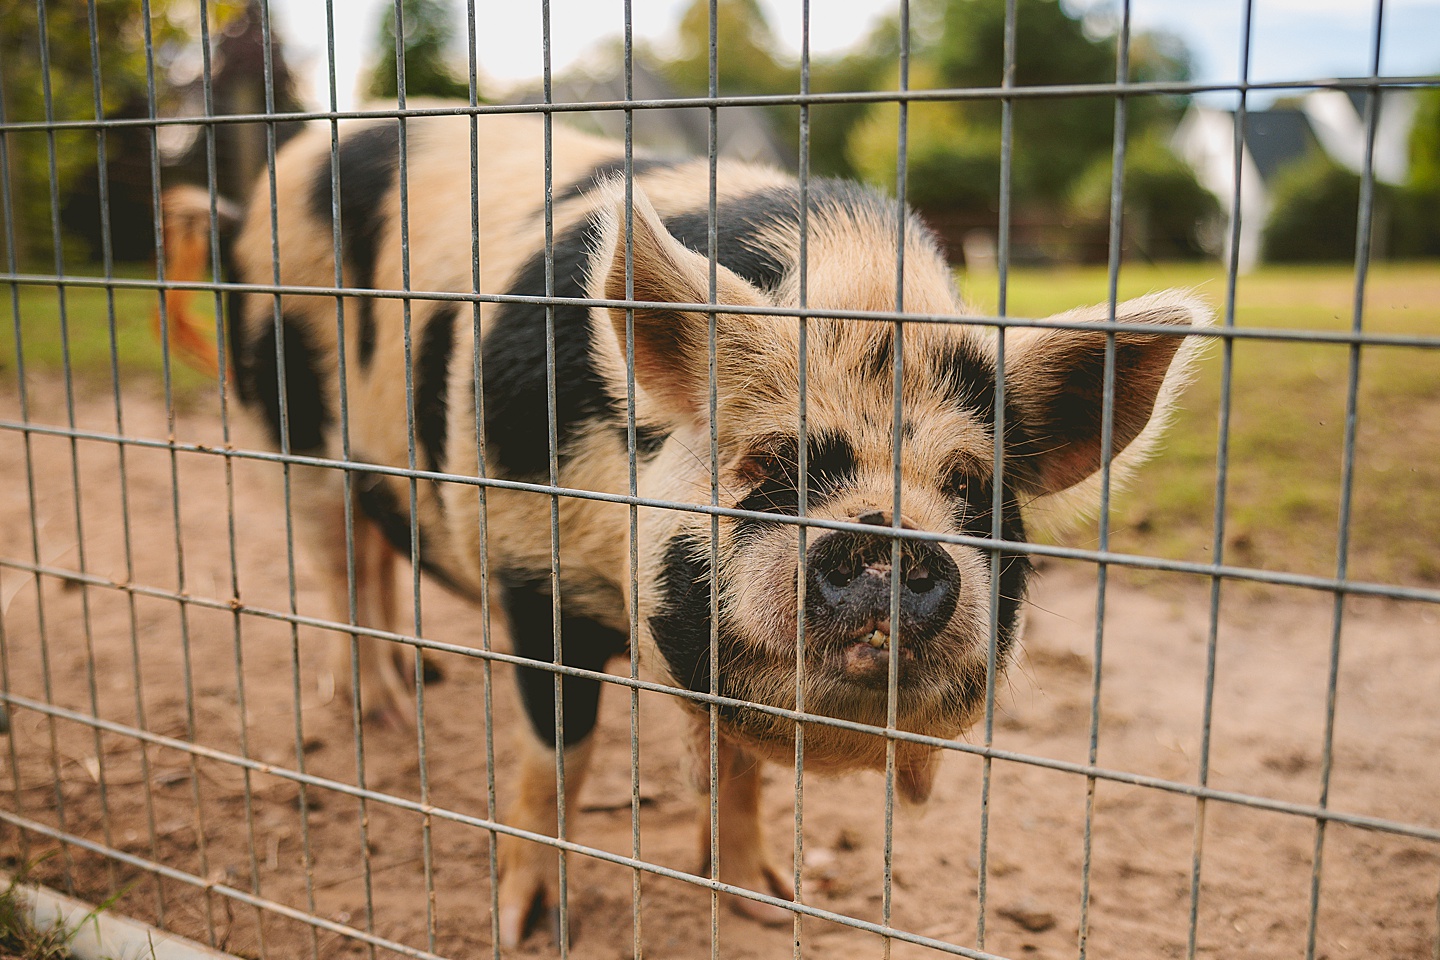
[803,511,960,657]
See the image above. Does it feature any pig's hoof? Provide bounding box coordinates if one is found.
[496,848,559,947]
[727,863,794,926]
[496,897,563,948]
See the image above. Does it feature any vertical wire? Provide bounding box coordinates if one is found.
[706,2,721,955]
[193,0,267,946]
[977,0,1017,948]
[26,0,78,895]
[1185,2,1255,956]
[49,0,121,898]
[1078,3,1132,956]
[0,601,21,852]
[387,2,438,947]
[321,0,379,954]
[883,4,911,956]
[458,3,501,956]
[141,0,217,937]
[539,3,571,951]
[1304,5,1386,957]
[792,1,812,955]
[0,28,38,875]
[621,2,645,956]
[250,2,320,952]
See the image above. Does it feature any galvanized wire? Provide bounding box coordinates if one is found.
[1186,3,1256,956]
[1,75,1434,137]
[4,421,1439,608]
[7,269,1437,350]
[1306,6,1389,958]
[1,4,1438,959]
[976,0,1017,948]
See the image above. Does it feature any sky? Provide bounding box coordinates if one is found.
[271,0,1440,111]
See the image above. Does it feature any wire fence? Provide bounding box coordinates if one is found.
[1,1,1438,959]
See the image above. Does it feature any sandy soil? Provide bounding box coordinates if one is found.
[1,379,1437,960]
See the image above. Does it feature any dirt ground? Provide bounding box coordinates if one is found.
[1,378,1437,960]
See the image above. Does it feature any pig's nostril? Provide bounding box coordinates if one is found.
[824,562,855,588]
[905,565,935,593]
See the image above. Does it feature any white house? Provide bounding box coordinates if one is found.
[1172,89,1418,271]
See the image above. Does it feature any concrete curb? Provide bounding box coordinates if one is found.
[2,871,241,960]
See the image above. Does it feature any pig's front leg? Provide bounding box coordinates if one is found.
[693,726,795,925]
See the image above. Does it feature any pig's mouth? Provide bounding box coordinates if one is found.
[834,619,918,688]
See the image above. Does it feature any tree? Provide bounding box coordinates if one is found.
[1263,154,1374,262]
[1069,133,1221,261]
[1394,87,1440,257]
[661,0,790,97]
[1408,87,1440,193]
[0,0,190,265]
[843,0,1195,217]
[365,0,473,102]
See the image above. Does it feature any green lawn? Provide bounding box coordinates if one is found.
[0,265,217,402]
[5,261,1438,588]
[962,262,1440,588]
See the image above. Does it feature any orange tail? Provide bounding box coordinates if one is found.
[155,185,237,380]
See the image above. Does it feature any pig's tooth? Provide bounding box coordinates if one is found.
[864,630,888,649]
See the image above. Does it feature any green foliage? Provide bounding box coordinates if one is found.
[1394,88,1440,257]
[1391,182,1440,258]
[1408,87,1440,193]
[0,870,73,960]
[365,0,473,102]
[661,0,791,97]
[0,0,188,265]
[840,0,1194,217]
[1264,92,1440,263]
[1263,153,1373,262]
[846,64,1002,212]
[1069,134,1221,260]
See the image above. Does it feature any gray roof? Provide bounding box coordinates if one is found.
[512,59,793,168]
[1241,108,1319,184]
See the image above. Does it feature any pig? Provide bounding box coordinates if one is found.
[168,111,1208,947]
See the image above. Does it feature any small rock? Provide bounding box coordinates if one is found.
[998,899,1057,933]
[803,848,837,871]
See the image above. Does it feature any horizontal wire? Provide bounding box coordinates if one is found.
[5,645,1439,845]
[0,74,1436,135]
[3,422,1438,606]
[0,744,1010,960]
[4,270,1440,349]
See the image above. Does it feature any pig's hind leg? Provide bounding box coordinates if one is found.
[494,580,626,947]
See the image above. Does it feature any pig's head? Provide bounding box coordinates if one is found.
[596,186,1209,802]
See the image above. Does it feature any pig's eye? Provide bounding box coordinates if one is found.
[754,453,787,478]
[739,448,794,486]
[941,469,970,501]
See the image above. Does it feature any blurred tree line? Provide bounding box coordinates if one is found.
[1,0,190,266]
[650,0,1219,263]
[4,0,1433,269]
[0,0,308,268]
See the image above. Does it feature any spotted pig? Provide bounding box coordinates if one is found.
[171,112,1209,947]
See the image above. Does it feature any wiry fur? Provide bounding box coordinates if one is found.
[163,112,1211,948]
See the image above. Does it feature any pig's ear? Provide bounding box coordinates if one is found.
[1003,291,1211,497]
[601,185,768,421]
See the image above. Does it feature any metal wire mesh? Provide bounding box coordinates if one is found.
[1,1,1438,959]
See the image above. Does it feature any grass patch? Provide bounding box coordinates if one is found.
[963,262,1440,587]
[4,260,1436,587]
[0,265,218,402]
[0,871,74,960]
